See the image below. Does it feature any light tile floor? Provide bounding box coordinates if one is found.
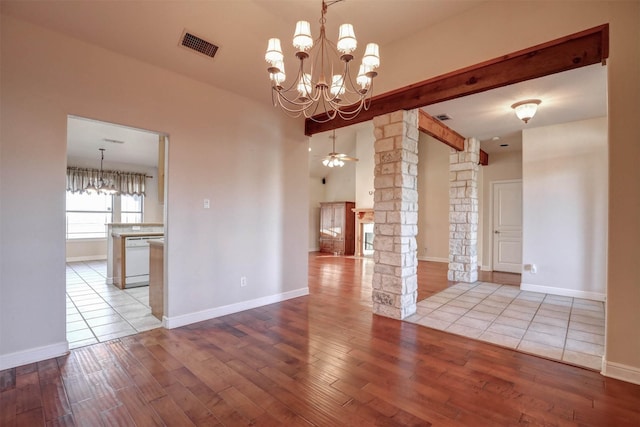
[66,260,162,349]
[406,281,605,370]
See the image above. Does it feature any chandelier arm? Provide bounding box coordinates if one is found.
[324,0,344,9]
[274,91,313,115]
[362,78,374,110]
[337,101,364,121]
[308,96,338,122]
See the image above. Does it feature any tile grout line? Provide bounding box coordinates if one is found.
[500,285,528,349]
[66,269,100,345]
[66,261,159,345]
[412,283,605,370]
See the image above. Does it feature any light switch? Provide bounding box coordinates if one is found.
[203,199,210,209]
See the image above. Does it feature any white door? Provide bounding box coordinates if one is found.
[492,180,522,273]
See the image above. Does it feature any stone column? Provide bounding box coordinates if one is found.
[448,138,480,283]
[371,110,419,320]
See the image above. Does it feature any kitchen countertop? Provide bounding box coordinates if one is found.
[108,222,164,226]
[112,232,165,238]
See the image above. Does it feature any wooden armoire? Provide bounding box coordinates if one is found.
[319,201,356,255]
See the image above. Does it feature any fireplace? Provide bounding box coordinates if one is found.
[352,208,374,257]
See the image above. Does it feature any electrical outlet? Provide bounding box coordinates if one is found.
[240,276,247,287]
[203,199,210,209]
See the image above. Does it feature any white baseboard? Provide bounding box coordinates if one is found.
[65,255,107,262]
[520,283,605,301]
[418,256,448,263]
[602,360,640,385]
[308,247,319,252]
[0,341,69,371]
[481,265,492,271]
[164,287,310,329]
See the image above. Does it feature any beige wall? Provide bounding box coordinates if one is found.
[416,133,450,262]
[65,240,108,261]
[478,149,523,269]
[308,177,325,252]
[355,125,376,209]
[1,14,309,367]
[381,0,640,380]
[522,117,608,299]
[602,3,640,377]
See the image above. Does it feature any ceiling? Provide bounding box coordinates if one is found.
[422,63,608,153]
[0,0,482,106]
[308,62,607,174]
[3,1,607,164]
[67,117,160,168]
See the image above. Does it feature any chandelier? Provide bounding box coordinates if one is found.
[265,0,380,123]
[85,148,118,195]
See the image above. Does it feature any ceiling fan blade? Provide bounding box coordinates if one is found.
[335,153,359,161]
[319,131,359,163]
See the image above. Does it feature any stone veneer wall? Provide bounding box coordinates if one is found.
[371,110,419,320]
[448,138,480,282]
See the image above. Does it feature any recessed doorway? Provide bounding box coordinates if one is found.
[65,116,167,348]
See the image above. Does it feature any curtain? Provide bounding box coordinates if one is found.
[66,167,146,196]
[117,171,146,196]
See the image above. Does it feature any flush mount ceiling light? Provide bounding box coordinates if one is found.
[511,99,542,124]
[265,0,380,123]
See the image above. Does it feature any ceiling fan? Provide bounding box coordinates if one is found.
[321,130,359,168]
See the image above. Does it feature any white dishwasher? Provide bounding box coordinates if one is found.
[125,236,158,287]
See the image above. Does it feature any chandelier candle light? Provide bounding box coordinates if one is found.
[265,0,380,122]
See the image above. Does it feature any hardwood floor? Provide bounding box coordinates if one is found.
[1,253,639,426]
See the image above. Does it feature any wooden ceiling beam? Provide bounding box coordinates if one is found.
[479,149,489,166]
[304,24,609,137]
[418,110,490,165]
[418,110,465,151]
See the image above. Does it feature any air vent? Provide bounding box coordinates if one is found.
[435,114,452,121]
[180,31,219,58]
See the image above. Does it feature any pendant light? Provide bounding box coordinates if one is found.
[85,148,118,195]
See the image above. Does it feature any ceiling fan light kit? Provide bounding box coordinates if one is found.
[265,0,380,123]
[511,99,541,124]
[322,157,345,168]
[320,130,358,168]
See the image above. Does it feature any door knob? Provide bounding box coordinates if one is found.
[494,230,500,234]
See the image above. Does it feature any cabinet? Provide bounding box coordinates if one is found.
[148,239,164,320]
[111,232,164,289]
[319,202,355,255]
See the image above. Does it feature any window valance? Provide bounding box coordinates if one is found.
[66,167,147,196]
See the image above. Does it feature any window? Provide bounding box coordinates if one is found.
[66,192,145,239]
[120,194,144,223]
[66,192,113,239]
